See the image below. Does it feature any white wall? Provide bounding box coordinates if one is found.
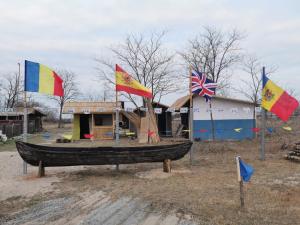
[193,96,254,120]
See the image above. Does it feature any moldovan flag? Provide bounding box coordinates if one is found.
[262,74,298,122]
[25,60,64,97]
[115,64,153,98]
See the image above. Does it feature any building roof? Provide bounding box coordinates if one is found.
[170,95,256,110]
[63,101,122,114]
[0,107,46,116]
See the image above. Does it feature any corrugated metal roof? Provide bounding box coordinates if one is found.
[170,95,256,110]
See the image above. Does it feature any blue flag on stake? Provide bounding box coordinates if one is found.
[238,157,254,182]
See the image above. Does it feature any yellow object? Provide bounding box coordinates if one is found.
[126,132,135,136]
[282,126,292,131]
[63,134,73,140]
[234,128,242,132]
[73,114,80,140]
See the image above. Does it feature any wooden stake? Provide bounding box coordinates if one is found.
[38,161,45,177]
[236,156,244,208]
[163,159,171,173]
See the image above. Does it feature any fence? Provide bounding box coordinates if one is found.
[0,120,37,138]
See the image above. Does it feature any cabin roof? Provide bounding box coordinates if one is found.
[63,101,122,114]
[170,95,256,110]
[0,107,46,116]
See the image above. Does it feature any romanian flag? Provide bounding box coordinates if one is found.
[262,74,298,122]
[25,60,64,97]
[115,64,153,98]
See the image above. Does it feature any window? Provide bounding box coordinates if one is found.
[94,114,113,126]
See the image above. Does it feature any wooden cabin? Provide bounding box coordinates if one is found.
[63,101,132,140]
[0,107,45,137]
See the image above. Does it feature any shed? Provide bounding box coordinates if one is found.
[132,102,172,137]
[62,101,142,141]
[170,95,256,140]
[0,107,45,137]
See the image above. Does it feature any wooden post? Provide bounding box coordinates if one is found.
[163,159,171,173]
[236,156,244,208]
[38,161,45,177]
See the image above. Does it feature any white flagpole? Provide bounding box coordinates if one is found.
[236,156,244,208]
[21,62,27,174]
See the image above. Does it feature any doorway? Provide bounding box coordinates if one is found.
[80,114,90,139]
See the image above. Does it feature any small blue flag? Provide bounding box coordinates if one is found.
[239,158,254,182]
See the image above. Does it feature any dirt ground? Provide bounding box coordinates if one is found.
[0,123,299,225]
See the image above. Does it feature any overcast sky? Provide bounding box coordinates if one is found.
[1,0,299,106]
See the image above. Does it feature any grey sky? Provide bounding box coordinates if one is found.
[1,0,299,106]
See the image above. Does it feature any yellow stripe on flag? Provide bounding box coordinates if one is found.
[262,79,284,111]
[116,72,151,93]
[39,65,54,95]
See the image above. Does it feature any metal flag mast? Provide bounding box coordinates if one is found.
[115,84,120,171]
[260,66,266,160]
[21,62,28,174]
[189,65,193,165]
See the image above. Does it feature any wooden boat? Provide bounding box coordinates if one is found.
[16,141,192,167]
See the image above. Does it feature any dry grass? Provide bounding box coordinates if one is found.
[47,137,300,225]
[2,122,300,224]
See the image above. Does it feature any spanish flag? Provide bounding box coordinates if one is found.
[25,60,64,97]
[262,74,298,122]
[115,64,153,98]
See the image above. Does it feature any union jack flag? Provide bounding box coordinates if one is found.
[191,70,217,102]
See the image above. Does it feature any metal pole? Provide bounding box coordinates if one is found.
[21,62,28,174]
[115,88,119,171]
[115,91,119,144]
[189,66,193,166]
[260,67,266,160]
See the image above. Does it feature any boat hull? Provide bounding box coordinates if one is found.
[16,141,193,167]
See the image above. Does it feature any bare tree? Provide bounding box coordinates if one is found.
[50,70,79,128]
[83,81,114,102]
[236,55,277,122]
[0,72,23,108]
[96,31,179,107]
[180,26,244,90]
[180,26,244,140]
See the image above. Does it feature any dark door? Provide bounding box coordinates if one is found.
[80,114,90,139]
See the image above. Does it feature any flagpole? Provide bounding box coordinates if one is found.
[260,66,266,160]
[115,85,120,171]
[236,156,244,208]
[21,62,27,174]
[189,66,193,166]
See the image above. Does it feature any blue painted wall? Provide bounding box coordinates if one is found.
[193,119,255,140]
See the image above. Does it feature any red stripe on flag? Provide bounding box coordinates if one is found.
[53,72,64,97]
[116,84,153,98]
[116,64,126,73]
[270,91,299,122]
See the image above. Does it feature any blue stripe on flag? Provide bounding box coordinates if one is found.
[25,60,39,92]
